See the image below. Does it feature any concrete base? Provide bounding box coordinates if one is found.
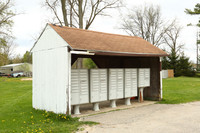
[138,88,144,102]
[110,100,116,108]
[93,103,100,111]
[74,105,80,115]
[125,98,131,105]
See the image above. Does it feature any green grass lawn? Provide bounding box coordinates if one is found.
[1,76,200,132]
[159,76,200,104]
[0,77,96,133]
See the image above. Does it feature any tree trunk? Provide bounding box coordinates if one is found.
[76,0,83,68]
[78,0,83,29]
[61,0,68,26]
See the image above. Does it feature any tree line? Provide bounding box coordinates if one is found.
[0,0,32,66]
[0,0,199,76]
[120,4,195,76]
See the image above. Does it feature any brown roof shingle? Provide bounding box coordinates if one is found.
[49,24,167,57]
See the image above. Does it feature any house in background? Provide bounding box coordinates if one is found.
[0,63,32,76]
[162,69,174,78]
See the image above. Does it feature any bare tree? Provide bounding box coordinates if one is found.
[0,41,17,66]
[45,0,121,68]
[121,5,174,47]
[45,0,122,29]
[0,0,16,66]
[0,0,15,40]
[163,22,184,54]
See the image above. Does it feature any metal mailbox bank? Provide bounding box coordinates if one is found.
[90,69,108,111]
[138,68,150,102]
[124,68,138,105]
[71,69,89,114]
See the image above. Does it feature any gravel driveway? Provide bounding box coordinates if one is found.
[78,101,200,133]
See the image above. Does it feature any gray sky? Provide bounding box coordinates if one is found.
[12,0,199,63]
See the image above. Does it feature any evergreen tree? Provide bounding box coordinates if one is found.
[162,52,195,77]
[162,56,169,70]
[167,50,179,76]
[176,55,195,77]
[185,3,200,15]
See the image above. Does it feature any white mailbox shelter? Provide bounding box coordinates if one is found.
[31,24,167,114]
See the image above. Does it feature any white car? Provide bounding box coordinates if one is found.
[11,72,24,77]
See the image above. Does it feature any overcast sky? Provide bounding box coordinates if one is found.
[12,0,199,63]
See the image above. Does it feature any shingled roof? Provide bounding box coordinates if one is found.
[49,24,167,57]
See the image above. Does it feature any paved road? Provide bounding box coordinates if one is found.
[79,102,200,133]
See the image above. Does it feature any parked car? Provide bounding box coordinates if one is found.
[10,72,24,78]
[0,72,9,77]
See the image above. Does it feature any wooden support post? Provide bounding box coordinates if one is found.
[138,88,144,102]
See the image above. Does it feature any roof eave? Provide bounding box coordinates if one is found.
[71,49,168,57]
[94,52,168,57]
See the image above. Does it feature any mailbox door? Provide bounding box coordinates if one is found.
[99,69,107,101]
[90,70,99,102]
[131,69,137,96]
[117,69,124,99]
[144,69,150,86]
[79,69,89,104]
[138,69,145,87]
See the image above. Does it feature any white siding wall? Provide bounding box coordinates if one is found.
[32,25,70,114]
[32,25,68,52]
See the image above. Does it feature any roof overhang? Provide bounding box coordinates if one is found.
[71,49,168,57]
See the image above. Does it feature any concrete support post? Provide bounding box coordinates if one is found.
[74,105,80,115]
[110,100,116,108]
[93,103,100,111]
[125,98,131,105]
[138,88,144,102]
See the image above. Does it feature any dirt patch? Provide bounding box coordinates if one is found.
[21,78,32,81]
